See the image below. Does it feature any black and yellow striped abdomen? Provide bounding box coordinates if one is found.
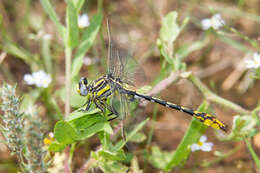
[133,92,227,131]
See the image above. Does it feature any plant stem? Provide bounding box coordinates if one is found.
[201,145,241,167]
[188,74,250,114]
[244,137,260,171]
[65,47,72,117]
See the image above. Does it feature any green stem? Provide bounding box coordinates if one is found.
[201,145,241,167]
[244,137,260,171]
[188,74,250,114]
[226,26,260,52]
[69,143,76,166]
[65,47,72,117]
[147,104,158,146]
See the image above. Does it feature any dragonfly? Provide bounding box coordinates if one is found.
[77,21,227,132]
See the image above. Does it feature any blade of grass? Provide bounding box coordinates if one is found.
[71,12,103,79]
[66,0,79,49]
[164,102,208,171]
[113,118,149,151]
[40,0,65,38]
[74,0,85,13]
[41,36,52,74]
[2,38,39,69]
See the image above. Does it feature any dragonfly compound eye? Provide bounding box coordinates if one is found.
[77,78,88,96]
[83,77,88,85]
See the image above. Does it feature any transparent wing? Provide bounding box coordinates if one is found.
[106,19,145,86]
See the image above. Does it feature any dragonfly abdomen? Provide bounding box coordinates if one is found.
[133,92,227,132]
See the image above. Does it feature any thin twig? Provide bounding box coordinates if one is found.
[201,145,241,167]
[188,74,250,114]
[65,47,72,118]
[221,55,248,91]
[64,147,71,173]
[0,51,7,64]
[77,147,101,173]
[141,71,182,106]
[194,56,234,79]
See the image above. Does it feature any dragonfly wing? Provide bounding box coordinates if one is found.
[106,18,145,86]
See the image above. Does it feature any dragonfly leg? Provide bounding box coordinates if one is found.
[78,99,91,112]
[94,99,106,113]
[99,100,119,121]
[85,98,92,111]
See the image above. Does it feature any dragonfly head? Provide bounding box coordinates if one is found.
[77,77,89,96]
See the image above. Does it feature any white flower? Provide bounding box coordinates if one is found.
[49,132,54,138]
[201,13,225,30]
[191,135,213,152]
[24,74,35,85]
[24,70,52,88]
[83,56,99,66]
[78,14,90,28]
[43,33,52,40]
[244,52,260,69]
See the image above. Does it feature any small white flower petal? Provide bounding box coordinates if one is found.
[200,135,207,142]
[201,13,225,31]
[49,132,54,138]
[78,14,90,28]
[244,52,260,69]
[244,59,255,68]
[24,74,35,85]
[191,143,201,152]
[211,14,225,30]
[43,34,52,40]
[26,70,52,88]
[41,74,52,88]
[84,56,93,66]
[253,52,260,61]
[201,18,211,30]
[201,142,213,152]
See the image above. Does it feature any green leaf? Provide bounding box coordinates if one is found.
[113,118,149,151]
[74,0,85,12]
[99,149,126,161]
[129,132,146,143]
[232,115,257,133]
[164,102,208,171]
[54,120,77,144]
[57,82,88,108]
[103,123,113,134]
[69,113,106,130]
[66,0,79,48]
[71,12,103,79]
[157,39,174,65]
[2,38,39,69]
[98,160,129,173]
[66,108,101,121]
[175,38,209,61]
[48,141,66,152]
[67,110,111,140]
[40,0,65,37]
[220,115,257,141]
[160,11,180,45]
[41,35,53,73]
[148,146,174,170]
